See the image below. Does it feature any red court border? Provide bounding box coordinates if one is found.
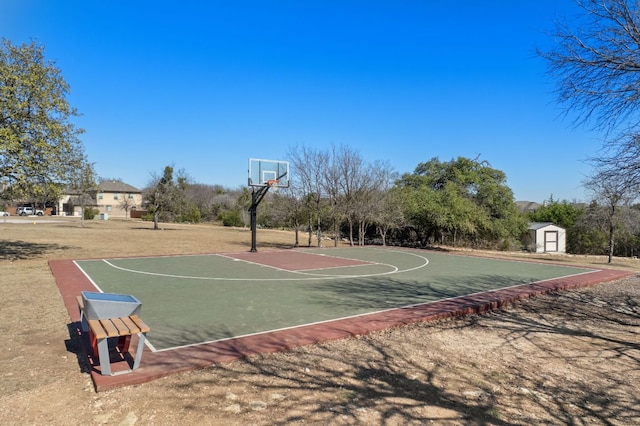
[49,252,635,392]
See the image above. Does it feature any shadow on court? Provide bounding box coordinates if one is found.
[145,288,640,424]
[310,274,528,310]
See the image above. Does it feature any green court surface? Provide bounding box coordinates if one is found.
[74,247,595,352]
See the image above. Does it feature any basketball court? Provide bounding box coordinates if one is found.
[50,246,633,391]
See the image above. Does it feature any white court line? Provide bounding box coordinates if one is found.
[94,249,430,281]
[73,260,105,292]
[153,267,601,352]
[217,252,400,277]
[74,248,599,353]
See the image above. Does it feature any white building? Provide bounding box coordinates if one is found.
[524,222,566,253]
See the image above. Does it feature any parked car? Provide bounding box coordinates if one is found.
[0,211,9,216]
[16,207,44,216]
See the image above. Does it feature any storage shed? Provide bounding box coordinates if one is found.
[524,222,566,253]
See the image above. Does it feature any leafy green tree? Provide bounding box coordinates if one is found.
[571,201,610,255]
[528,197,584,230]
[144,166,189,229]
[0,39,86,202]
[398,157,526,248]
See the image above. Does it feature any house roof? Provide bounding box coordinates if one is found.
[98,180,140,193]
[528,222,564,231]
[516,200,542,213]
[67,195,97,206]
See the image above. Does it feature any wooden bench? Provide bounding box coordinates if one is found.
[77,296,150,376]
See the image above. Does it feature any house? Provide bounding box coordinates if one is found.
[58,180,143,219]
[515,200,542,214]
[523,222,566,253]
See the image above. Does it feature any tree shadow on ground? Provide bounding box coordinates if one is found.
[137,279,640,424]
[466,287,640,424]
[145,324,511,424]
[0,239,73,260]
[486,287,640,366]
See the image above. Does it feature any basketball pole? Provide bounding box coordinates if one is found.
[249,171,287,252]
[249,185,269,252]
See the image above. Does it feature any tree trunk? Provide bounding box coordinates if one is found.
[316,215,322,247]
[359,221,366,246]
[608,224,614,264]
[348,219,354,246]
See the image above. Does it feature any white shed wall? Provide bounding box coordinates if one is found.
[530,224,566,253]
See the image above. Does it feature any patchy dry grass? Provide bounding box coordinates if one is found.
[1,217,639,425]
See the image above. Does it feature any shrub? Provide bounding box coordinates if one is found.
[84,207,99,220]
[180,204,201,223]
[219,209,243,227]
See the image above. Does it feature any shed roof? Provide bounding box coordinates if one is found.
[528,222,564,231]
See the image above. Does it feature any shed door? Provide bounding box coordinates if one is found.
[544,231,558,252]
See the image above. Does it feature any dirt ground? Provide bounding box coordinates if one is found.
[0,217,639,425]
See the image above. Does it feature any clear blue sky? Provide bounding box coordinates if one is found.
[2,1,600,202]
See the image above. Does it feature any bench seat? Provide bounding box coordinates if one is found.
[77,295,150,376]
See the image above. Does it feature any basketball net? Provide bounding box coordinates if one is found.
[266,179,279,192]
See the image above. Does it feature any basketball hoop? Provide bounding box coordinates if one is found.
[266,179,279,192]
[247,158,289,252]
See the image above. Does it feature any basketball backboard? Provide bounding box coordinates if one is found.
[248,158,290,188]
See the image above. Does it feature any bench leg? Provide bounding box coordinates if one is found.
[132,332,147,371]
[118,335,132,353]
[96,336,112,376]
[79,310,89,332]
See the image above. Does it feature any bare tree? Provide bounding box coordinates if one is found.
[272,185,306,247]
[237,187,252,228]
[539,0,640,135]
[290,144,394,247]
[370,161,403,246]
[373,187,406,246]
[584,169,638,262]
[288,145,327,247]
[118,193,135,219]
[322,146,345,247]
[68,158,96,227]
[334,145,371,246]
[591,132,640,192]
